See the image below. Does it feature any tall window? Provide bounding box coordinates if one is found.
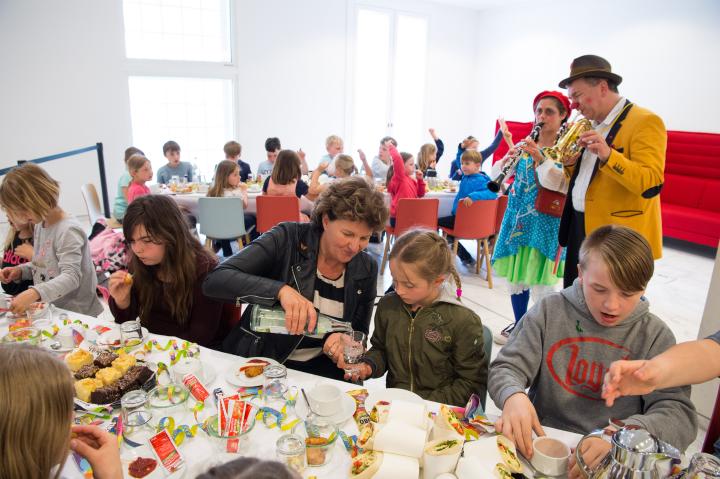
[123,0,235,181]
[128,77,234,180]
[351,8,428,153]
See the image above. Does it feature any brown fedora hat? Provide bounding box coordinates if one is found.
[558,54,623,89]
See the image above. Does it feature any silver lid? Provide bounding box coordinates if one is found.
[614,428,659,453]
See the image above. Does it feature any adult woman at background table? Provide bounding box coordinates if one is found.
[204,177,388,380]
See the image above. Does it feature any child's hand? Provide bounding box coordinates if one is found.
[462,197,473,207]
[70,425,123,479]
[415,170,424,180]
[317,161,329,172]
[428,128,437,139]
[10,288,40,314]
[108,271,133,309]
[495,392,545,458]
[278,285,317,335]
[14,243,33,260]
[383,139,394,149]
[568,437,611,479]
[0,267,21,283]
[297,149,306,161]
[358,149,367,163]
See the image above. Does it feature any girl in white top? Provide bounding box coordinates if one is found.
[309,152,373,197]
[207,160,256,256]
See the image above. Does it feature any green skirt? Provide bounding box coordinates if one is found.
[493,246,565,286]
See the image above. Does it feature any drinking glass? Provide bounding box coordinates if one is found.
[120,320,144,348]
[686,453,720,478]
[121,390,153,445]
[342,331,366,376]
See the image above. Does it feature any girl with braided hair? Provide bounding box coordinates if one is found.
[338,229,488,406]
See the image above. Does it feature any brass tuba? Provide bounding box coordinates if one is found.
[542,117,592,163]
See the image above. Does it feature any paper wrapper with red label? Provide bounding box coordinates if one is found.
[182,373,209,402]
[217,394,253,453]
[149,429,184,473]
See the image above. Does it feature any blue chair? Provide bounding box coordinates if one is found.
[197,197,251,253]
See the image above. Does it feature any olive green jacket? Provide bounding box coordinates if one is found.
[362,286,487,407]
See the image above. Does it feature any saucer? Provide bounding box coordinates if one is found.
[295,390,356,426]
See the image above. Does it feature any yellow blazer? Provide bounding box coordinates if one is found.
[563,103,666,258]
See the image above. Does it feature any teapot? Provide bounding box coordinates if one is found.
[575,426,681,479]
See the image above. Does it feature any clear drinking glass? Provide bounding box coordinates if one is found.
[342,331,367,376]
[121,390,154,445]
[686,453,720,478]
[120,320,144,348]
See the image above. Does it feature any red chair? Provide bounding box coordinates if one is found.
[488,194,509,257]
[256,195,301,233]
[440,199,498,287]
[381,198,439,273]
[702,384,720,454]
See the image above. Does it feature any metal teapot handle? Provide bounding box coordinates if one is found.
[575,431,612,479]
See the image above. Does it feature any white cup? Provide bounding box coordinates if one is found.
[531,437,571,477]
[172,357,203,384]
[307,384,341,417]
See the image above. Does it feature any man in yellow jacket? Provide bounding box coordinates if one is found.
[558,55,665,288]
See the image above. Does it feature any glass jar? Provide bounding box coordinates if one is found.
[263,364,288,400]
[293,416,338,467]
[121,390,154,445]
[686,452,720,478]
[146,383,190,427]
[120,320,144,348]
[205,413,257,454]
[276,433,305,475]
[2,327,41,345]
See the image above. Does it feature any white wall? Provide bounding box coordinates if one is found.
[472,0,720,140]
[0,0,132,218]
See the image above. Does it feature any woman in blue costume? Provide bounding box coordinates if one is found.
[491,90,572,343]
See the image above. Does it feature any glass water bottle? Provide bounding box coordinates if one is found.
[249,305,351,338]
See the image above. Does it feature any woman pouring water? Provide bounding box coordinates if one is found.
[203,177,388,380]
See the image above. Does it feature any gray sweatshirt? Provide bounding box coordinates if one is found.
[488,280,697,451]
[18,217,103,317]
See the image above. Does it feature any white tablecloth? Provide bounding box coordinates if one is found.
[1,308,581,478]
[165,190,458,220]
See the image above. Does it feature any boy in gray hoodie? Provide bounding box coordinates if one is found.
[489,225,697,478]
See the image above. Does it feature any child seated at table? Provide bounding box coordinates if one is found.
[437,149,497,265]
[157,140,193,184]
[386,140,425,228]
[308,152,373,197]
[449,125,511,180]
[262,150,311,221]
[113,146,143,222]
[108,195,225,347]
[207,159,257,256]
[418,127,445,178]
[0,163,104,316]
[257,137,281,177]
[0,344,122,479]
[488,225,697,472]
[1,217,34,295]
[339,229,487,407]
[224,140,252,182]
[126,153,153,204]
[317,134,344,177]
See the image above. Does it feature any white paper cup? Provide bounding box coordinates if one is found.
[531,437,570,476]
[307,383,341,416]
[58,327,75,349]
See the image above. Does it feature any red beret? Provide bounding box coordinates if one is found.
[533,90,572,117]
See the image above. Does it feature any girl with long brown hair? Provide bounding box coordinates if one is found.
[0,344,122,479]
[108,195,224,347]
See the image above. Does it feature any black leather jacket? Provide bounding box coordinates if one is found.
[203,222,378,362]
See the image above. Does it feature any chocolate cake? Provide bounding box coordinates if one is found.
[73,364,99,380]
[93,351,119,368]
[90,384,121,404]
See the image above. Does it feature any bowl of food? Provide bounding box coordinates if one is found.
[205,410,257,453]
[2,326,41,345]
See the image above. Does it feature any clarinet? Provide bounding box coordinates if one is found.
[487,122,544,193]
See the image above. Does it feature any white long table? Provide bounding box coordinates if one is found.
[1,308,581,478]
[164,189,458,219]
